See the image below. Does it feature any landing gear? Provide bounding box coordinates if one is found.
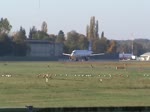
[84,57,88,61]
[75,58,79,61]
[83,57,88,61]
[69,57,78,61]
[69,57,89,61]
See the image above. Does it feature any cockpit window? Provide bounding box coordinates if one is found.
[72,50,76,54]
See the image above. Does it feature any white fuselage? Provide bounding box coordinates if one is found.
[63,49,104,61]
[63,40,104,61]
[71,50,93,57]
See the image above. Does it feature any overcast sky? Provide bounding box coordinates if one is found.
[0,0,150,40]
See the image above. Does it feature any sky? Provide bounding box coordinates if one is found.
[0,0,150,40]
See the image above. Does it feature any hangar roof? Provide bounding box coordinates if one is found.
[140,52,150,56]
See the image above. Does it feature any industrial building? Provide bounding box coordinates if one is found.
[26,40,63,57]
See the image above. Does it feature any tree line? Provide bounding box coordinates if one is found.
[0,17,149,57]
[117,39,150,56]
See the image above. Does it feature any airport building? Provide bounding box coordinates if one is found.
[119,53,136,60]
[140,52,150,61]
[26,40,63,57]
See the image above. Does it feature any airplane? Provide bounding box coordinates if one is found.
[63,41,104,61]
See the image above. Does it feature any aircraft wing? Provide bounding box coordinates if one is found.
[63,53,71,56]
[90,53,105,56]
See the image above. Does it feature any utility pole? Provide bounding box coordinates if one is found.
[131,33,134,55]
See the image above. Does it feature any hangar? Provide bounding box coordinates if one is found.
[26,40,63,57]
[140,52,150,61]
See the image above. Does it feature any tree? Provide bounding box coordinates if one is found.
[133,42,146,56]
[87,16,99,41]
[107,40,117,53]
[41,21,48,33]
[19,26,27,40]
[64,31,79,53]
[89,16,95,40]
[29,26,37,39]
[64,31,89,53]
[55,30,65,43]
[0,18,13,56]
[86,25,90,39]
[0,33,13,56]
[31,30,51,40]
[92,37,108,53]
[12,26,27,56]
[95,20,99,38]
[13,26,27,42]
[78,34,88,50]
[86,16,101,52]
[49,34,57,42]
[101,31,104,38]
[31,22,51,40]
[0,18,12,34]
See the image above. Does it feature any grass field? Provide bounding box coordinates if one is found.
[0,61,150,108]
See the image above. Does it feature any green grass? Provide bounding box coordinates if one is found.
[0,61,150,108]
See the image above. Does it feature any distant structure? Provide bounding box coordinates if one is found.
[139,52,150,61]
[119,35,136,60]
[119,53,136,60]
[26,40,63,57]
